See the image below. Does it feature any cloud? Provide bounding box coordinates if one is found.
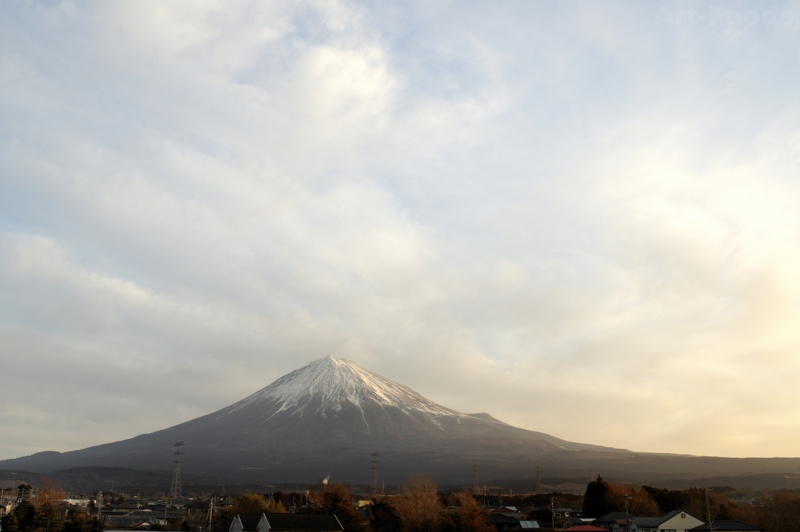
[1,0,799,461]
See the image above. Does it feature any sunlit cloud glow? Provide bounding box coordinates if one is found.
[1,0,799,461]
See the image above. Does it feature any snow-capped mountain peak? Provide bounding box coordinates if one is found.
[226,356,461,419]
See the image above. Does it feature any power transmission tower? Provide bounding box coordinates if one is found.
[472,461,479,495]
[170,441,184,499]
[536,464,542,494]
[370,453,379,496]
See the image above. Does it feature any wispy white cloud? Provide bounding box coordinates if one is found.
[1,0,799,461]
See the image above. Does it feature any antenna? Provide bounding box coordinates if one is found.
[473,461,479,495]
[170,441,184,499]
[370,452,379,496]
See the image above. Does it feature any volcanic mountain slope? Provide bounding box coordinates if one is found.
[207,355,618,453]
[4,356,800,484]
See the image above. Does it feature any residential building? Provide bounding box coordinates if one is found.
[230,513,343,532]
[639,510,705,532]
[690,520,762,532]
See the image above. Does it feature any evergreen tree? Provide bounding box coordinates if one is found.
[14,500,37,532]
[370,498,402,532]
[1,513,20,532]
[583,476,612,518]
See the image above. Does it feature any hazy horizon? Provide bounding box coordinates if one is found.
[2,1,800,462]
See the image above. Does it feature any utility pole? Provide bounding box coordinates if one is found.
[624,494,631,530]
[170,441,184,499]
[705,488,713,532]
[551,496,555,531]
[473,461,479,496]
[205,496,214,532]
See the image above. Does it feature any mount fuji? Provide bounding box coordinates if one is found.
[3,356,800,485]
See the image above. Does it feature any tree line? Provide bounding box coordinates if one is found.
[1,481,103,532]
[583,476,800,532]
[6,475,800,532]
[211,473,494,532]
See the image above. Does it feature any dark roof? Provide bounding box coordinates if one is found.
[564,526,608,532]
[103,503,141,510]
[237,514,264,531]
[488,514,522,525]
[691,521,761,532]
[593,513,639,524]
[105,515,160,527]
[650,510,703,527]
[263,513,343,531]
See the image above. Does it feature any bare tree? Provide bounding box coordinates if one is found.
[33,479,66,508]
[453,492,492,532]
[305,483,365,532]
[758,490,800,532]
[394,473,443,532]
[211,492,285,532]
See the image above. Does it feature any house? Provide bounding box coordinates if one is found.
[1,497,14,516]
[104,512,164,530]
[65,499,92,507]
[592,512,639,530]
[690,521,762,532]
[230,514,264,532]
[638,510,705,532]
[563,526,608,532]
[630,517,660,532]
[100,502,141,516]
[592,512,662,532]
[230,513,343,532]
[486,513,523,531]
[64,504,91,517]
[564,517,596,528]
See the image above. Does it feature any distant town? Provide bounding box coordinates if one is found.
[1,474,793,532]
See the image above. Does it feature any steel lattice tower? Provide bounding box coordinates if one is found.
[370,453,379,495]
[170,441,184,499]
[536,463,542,494]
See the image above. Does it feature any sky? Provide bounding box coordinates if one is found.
[1,0,800,463]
